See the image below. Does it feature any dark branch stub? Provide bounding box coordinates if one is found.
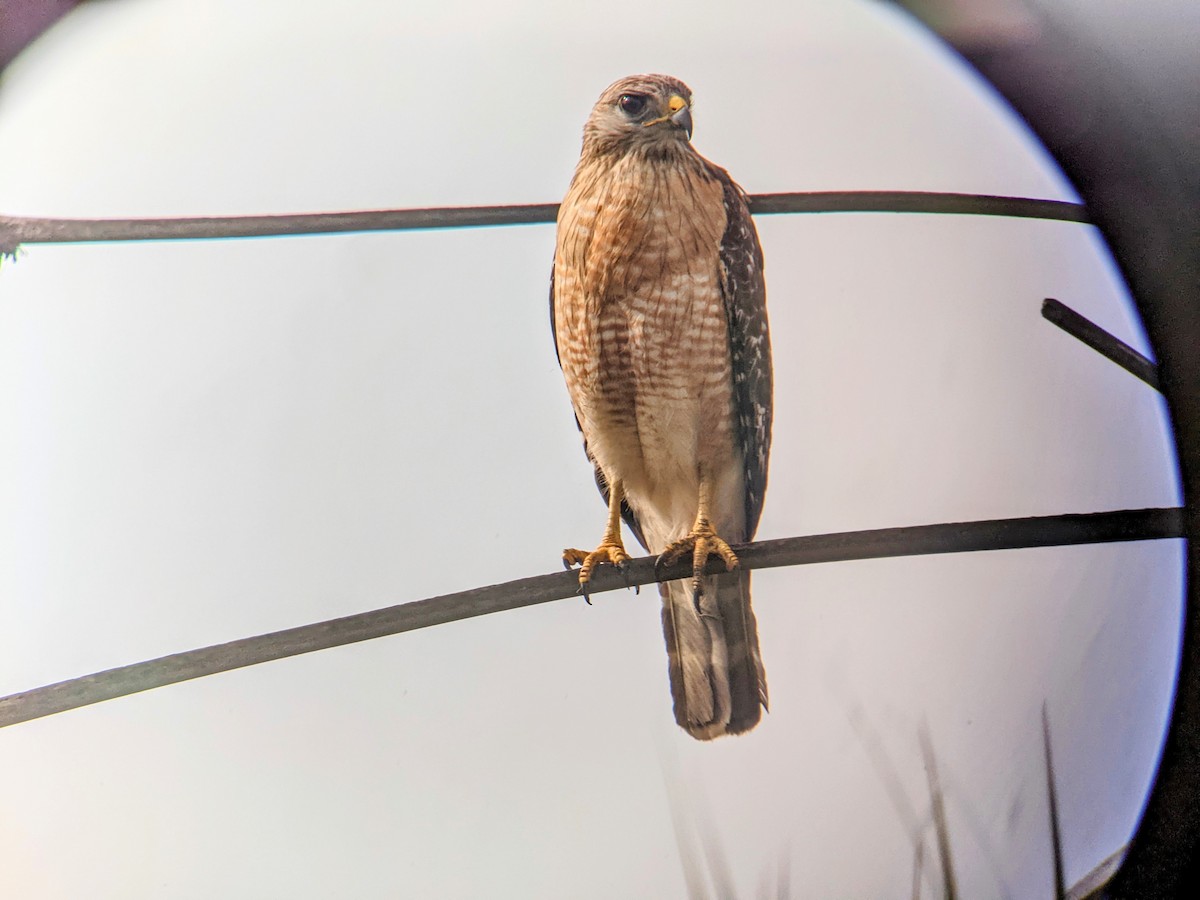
[1042,298,1161,390]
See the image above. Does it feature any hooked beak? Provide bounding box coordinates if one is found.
[643,94,693,140]
[671,104,693,140]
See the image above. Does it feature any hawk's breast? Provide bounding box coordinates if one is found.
[554,150,744,544]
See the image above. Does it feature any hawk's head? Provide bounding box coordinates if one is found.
[582,74,694,156]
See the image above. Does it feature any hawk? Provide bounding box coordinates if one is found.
[551,74,773,740]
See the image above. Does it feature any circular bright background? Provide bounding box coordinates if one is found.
[0,1,1182,897]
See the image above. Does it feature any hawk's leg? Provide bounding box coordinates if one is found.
[657,478,739,609]
[563,477,631,600]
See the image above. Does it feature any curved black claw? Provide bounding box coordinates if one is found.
[615,558,635,592]
[576,581,593,606]
[613,559,640,595]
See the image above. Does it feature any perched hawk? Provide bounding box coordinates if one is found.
[551,74,773,740]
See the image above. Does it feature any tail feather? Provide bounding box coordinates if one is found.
[661,569,767,740]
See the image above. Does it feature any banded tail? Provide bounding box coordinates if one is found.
[661,569,768,740]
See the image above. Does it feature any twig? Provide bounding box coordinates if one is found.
[1065,844,1127,899]
[0,506,1180,730]
[913,839,926,900]
[1041,298,1160,390]
[0,192,1087,251]
[920,725,959,900]
[1044,703,1067,900]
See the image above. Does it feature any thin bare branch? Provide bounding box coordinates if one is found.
[750,192,1087,222]
[0,506,1180,730]
[0,192,1087,251]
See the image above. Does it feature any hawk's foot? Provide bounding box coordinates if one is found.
[563,538,631,601]
[657,521,739,611]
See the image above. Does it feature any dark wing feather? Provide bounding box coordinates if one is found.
[711,173,772,539]
[549,265,649,550]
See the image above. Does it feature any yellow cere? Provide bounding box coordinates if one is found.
[643,95,689,128]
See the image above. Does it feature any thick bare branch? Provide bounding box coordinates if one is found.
[0,506,1180,730]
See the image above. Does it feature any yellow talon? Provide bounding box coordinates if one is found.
[564,477,631,599]
[659,520,739,576]
[563,540,631,587]
[656,479,739,609]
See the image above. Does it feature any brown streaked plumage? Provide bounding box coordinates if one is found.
[551,74,773,740]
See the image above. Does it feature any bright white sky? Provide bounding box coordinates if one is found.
[0,1,1184,897]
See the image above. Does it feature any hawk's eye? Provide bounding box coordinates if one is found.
[618,93,647,116]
